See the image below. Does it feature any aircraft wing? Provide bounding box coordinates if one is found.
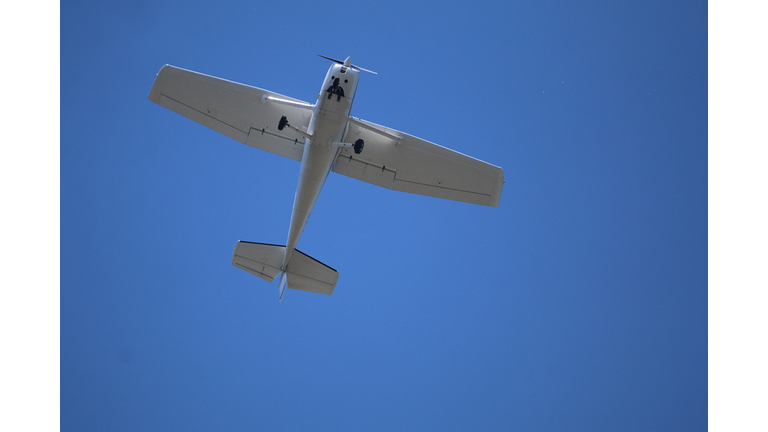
[334,117,504,207]
[148,65,312,161]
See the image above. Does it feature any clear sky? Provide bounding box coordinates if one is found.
[59,1,707,431]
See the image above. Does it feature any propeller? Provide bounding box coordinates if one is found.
[318,55,378,74]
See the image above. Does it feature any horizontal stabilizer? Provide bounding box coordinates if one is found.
[284,249,339,295]
[232,241,339,295]
[232,242,284,282]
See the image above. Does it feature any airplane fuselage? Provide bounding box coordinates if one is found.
[283,63,360,267]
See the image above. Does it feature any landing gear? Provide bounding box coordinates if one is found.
[278,115,289,131]
[354,139,364,154]
[276,115,312,140]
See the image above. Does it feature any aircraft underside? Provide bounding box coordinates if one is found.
[148,56,504,301]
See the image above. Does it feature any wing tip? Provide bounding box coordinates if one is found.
[148,64,173,102]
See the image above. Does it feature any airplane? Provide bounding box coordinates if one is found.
[148,55,504,301]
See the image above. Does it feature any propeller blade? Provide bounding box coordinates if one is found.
[317,54,344,64]
[352,64,378,75]
[318,55,378,74]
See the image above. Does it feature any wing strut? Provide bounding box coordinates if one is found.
[279,116,312,140]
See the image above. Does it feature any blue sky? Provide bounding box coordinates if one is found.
[56,1,709,430]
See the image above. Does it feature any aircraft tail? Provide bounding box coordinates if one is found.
[232,241,339,300]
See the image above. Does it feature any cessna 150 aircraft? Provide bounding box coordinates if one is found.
[148,56,504,301]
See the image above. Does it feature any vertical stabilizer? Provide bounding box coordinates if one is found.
[278,272,289,302]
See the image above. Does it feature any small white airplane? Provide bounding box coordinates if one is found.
[148,56,504,301]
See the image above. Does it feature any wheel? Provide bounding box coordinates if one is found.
[354,139,364,154]
[278,116,288,131]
